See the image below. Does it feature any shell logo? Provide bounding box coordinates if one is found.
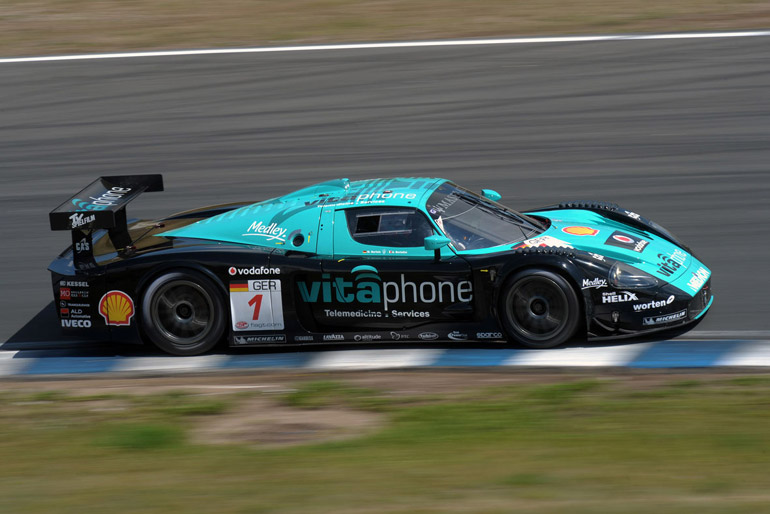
[562,226,599,236]
[99,290,135,326]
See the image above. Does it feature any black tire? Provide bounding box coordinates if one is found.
[499,269,580,349]
[141,270,226,356]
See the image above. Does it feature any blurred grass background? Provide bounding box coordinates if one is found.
[1,0,770,57]
[0,376,768,513]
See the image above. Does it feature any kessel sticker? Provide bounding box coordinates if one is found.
[229,280,284,331]
[604,231,649,253]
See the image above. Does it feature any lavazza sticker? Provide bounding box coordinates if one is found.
[229,280,284,331]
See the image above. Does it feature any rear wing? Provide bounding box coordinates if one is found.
[50,175,164,268]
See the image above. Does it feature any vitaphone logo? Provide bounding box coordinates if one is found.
[297,268,472,310]
[302,180,428,207]
[71,187,132,211]
[656,250,687,277]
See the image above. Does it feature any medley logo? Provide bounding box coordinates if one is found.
[242,221,288,242]
[297,268,472,311]
[71,187,132,211]
[582,278,608,290]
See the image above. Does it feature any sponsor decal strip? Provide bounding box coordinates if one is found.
[5,341,770,376]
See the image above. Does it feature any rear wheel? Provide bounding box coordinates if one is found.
[499,269,580,349]
[141,270,225,355]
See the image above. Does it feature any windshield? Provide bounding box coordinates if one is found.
[425,182,544,251]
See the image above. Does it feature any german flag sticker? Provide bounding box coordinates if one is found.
[229,282,249,293]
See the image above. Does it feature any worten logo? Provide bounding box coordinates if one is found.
[71,187,132,211]
[297,268,472,311]
[633,295,676,312]
[243,221,288,242]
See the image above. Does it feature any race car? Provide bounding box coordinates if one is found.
[48,175,713,355]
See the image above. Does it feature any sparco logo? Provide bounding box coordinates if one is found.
[242,221,288,242]
[633,295,676,312]
[61,319,91,328]
[71,187,131,211]
[323,334,344,341]
[69,213,96,228]
[418,332,438,340]
[601,291,638,304]
[477,332,503,339]
[228,266,280,276]
[582,278,608,290]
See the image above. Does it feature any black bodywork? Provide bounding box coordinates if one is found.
[49,175,712,349]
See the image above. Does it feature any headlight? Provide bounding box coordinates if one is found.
[609,262,660,290]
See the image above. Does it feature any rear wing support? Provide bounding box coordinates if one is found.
[49,175,164,268]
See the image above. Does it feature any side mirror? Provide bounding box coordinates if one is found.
[424,235,451,251]
[481,189,502,202]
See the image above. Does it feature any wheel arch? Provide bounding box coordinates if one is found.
[493,251,591,337]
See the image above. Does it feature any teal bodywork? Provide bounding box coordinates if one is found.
[518,209,711,298]
[161,177,711,298]
[160,177,443,255]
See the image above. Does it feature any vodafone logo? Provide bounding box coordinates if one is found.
[613,234,634,244]
[228,266,280,276]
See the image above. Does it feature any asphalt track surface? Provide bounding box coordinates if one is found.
[1,35,769,353]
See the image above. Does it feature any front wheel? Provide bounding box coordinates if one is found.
[499,269,580,349]
[141,270,226,355]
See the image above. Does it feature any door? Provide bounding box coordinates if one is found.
[296,206,474,330]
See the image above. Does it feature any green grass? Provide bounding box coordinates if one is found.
[2,0,770,57]
[0,376,769,513]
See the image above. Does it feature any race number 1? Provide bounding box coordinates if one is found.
[229,280,284,331]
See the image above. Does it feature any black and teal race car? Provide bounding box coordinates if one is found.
[48,175,713,355]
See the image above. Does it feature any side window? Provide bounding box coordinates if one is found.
[344,207,434,248]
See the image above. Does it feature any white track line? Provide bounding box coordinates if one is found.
[308,349,441,370]
[2,31,770,64]
[505,344,651,367]
[716,341,770,366]
[0,351,26,376]
[112,355,229,373]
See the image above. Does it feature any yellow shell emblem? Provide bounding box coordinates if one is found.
[99,290,135,326]
[562,226,599,236]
